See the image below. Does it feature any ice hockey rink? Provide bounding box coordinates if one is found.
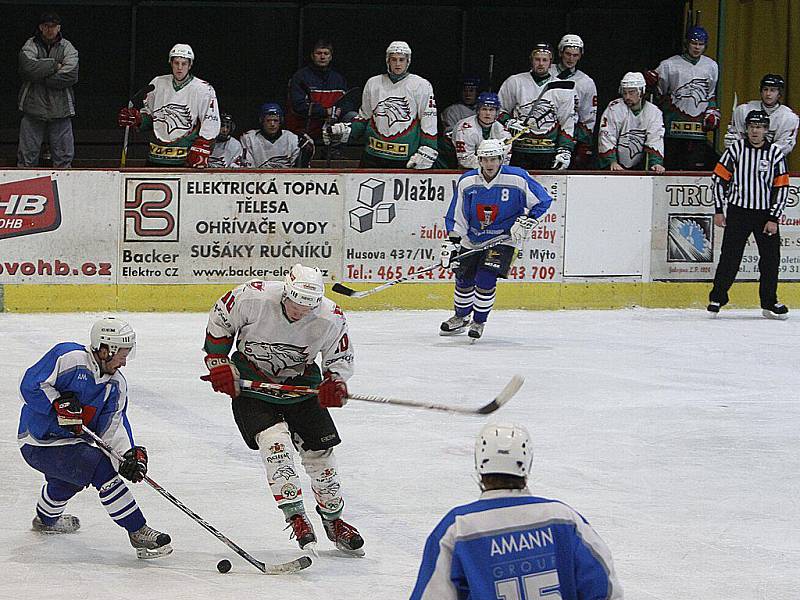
[2,308,798,600]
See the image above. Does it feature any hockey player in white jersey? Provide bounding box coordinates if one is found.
[208,112,244,168]
[241,103,312,168]
[598,72,665,172]
[725,74,798,158]
[644,26,719,170]
[202,265,364,556]
[117,43,220,167]
[410,423,623,600]
[324,41,438,169]
[451,92,510,169]
[18,317,172,559]
[551,34,598,169]
[440,139,552,340]
[499,43,577,170]
[440,75,481,135]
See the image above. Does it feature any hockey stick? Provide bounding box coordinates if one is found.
[240,374,524,415]
[120,84,155,168]
[81,426,311,575]
[332,235,511,299]
[505,80,576,146]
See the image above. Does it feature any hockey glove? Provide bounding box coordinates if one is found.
[643,70,659,88]
[439,240,461,269]
[53,392,83,434]
[187,137,212,168]
[119,446,148,483]
[327,122,351,144]
[318,372,348,408]
[202,355,241,399]
[702,108,721,132]
[552,148,571,170]
[723,130,739,149]
[510,216,537,244]
[406,146,438,169]
[505,119,527,137]
[117,107,142,128]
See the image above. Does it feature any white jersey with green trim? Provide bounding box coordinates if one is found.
[206,280,353,382]
[729,100,798,158]
[551,65,597,143]
[142,74,220,143]
[240,129,300,168]
[655,54,718,118]
[498,72,577,144]
[451,115,511,169]
[209,137,244,168]
[599,99,664,169]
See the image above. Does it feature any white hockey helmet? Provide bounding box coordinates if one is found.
[90,316,136,358]
[475,423,533,478]
[619,71,646,96]
[169,43,194,64]
[283,263,325,308]
[386,40,412,72]
[558,34,584,53]
[476,138,506,158]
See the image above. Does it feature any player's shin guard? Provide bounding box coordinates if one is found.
[256,424,305,519]
[472,286,496,324]
[35,482,76,526]
[299,448,344,519]
[453,284,475,317]
[97,475,146,533]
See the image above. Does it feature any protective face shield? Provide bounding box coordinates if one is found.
[90,317,136,359]
[474,423,533,478]
[283,263,325,308]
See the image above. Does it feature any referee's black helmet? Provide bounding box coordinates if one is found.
[745,110,770,127]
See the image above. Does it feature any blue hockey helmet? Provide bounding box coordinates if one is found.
[259,102,283,121]
[477,92,501,109]
[686,26,709,44]
[461,74,482,89]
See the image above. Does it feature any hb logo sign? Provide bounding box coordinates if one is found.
[0,176,61,240]
[124,178,180,242]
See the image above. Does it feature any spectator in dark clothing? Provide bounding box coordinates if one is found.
[285,40,356,141]
[17,12,79,168]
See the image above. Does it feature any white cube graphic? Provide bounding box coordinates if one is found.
[375,202,396,224]
[357,178,385,208]
[349,206,374,232]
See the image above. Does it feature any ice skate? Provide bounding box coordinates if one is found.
[706,302,721,318]
[129,524,173,559]
[762,303,789,320]
[468,321,485,341]
[316,506,364,557]
[286,513,317,551]
[32,514,80,534]
[440,314,470,336]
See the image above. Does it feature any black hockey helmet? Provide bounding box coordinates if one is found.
[530,42,554,57]
[760,74,785,90]
[745,110,770,127]
[220,112,235,133]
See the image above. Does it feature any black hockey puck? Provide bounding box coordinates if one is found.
[217,559,232,573]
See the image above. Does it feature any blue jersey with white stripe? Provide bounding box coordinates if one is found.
[18,342,135,456]
[410,489,623,600]
[444,166,553,246]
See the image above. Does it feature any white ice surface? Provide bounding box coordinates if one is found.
[1,308,799,600]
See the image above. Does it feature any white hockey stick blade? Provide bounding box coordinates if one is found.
[474,374,524,414]
[262,555,312,575]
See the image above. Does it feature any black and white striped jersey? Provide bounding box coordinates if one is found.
[712,139,789,219]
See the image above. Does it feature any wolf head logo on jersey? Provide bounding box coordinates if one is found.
[152,103,193,134]
[373,97,412,129]
[243,341,308,376]
[618,129,647,162]
[260,155,294,169]
[516,99,557,134]
[672,79,710,109]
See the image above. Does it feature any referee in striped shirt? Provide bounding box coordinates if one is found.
[708,110,790,319]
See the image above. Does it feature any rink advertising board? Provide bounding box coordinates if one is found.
[651,176,800,281]
[0,171,117,284]
[119,172,344,284]
[340,173,566,284]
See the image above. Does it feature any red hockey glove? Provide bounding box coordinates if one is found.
[117,107,142,128]
[702,108,721,132]
[52,392,83,434]
[643,70,659,88]
[187,137,212,168]
[119,446,148,483]
[318,372,348,408]
[201,355,241,399]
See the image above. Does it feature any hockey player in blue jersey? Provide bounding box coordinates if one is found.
[410,423,623,600]
[18,317,172,559]
[440,138,552,340]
